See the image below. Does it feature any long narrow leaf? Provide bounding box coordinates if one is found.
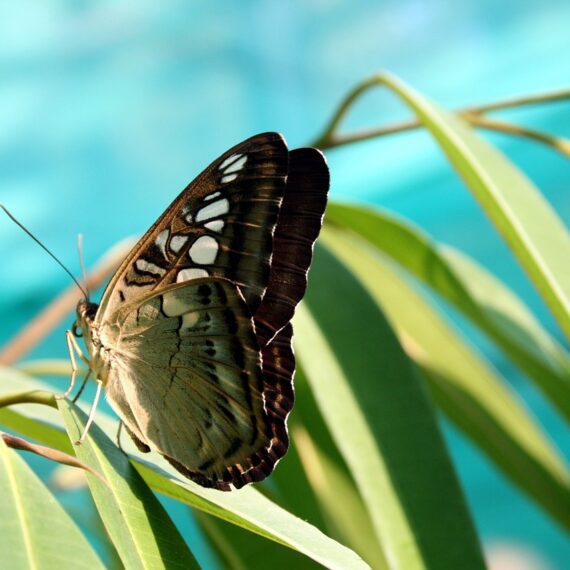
[378,73,570,338]
[0,369,369,570]
[196,510,321,570]
[195,511,249,570]
[134,460,370,570]
[58,400,200,570]
[292,420,388,569]
[295,245,486,570]
[326,203,570,421]
[292,365,388,568]
[268,423,329,533]
[322,226,570,530]
[0,437,105,569]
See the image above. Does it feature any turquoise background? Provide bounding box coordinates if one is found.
[1,2,569,568]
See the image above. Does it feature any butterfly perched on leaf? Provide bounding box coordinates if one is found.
[72,133,329,490]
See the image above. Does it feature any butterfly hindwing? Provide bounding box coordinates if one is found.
[254,148,329,346]
[102,278,276,490]
[96,133,289,321]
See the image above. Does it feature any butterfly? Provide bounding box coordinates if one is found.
[69,133,329,491]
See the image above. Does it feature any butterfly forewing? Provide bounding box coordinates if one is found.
[96,133,288,321]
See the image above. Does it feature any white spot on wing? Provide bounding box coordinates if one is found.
[135,259,165,276]
[189,236,219,264]
[221,173,238,183]
[204,191,221,201]
[155,229,169,260]
[204,220,224,233]
[219,153,243,171]
[177,268,209,282]
[185,213,193,223]
[196,198,229,222]
[182,312,200,329]
[224,154,247,174]
[163,294,187,316]
[170,235,188,253]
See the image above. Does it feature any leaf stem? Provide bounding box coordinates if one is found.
[1,431,107,483]
[312,74,570,154]
[464,114,570,157]
[463,88,570,114]
[0,390,57,409]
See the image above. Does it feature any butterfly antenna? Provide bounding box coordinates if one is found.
[1,204,89,299]
[77,234,91,301]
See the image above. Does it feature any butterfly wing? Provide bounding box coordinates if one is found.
[90,133,328,489]
[253,148,329,346]
[96,132,289,321]
[103,279,277,490]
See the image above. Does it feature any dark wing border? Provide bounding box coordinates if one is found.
[254,148,329,346]
[163,323,295,490]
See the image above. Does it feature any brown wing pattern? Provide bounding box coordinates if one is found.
[253,148,329,347]
[212,323,296,489]
[93,133,328,490]
[104,279,294,490]
[97,132,289,321]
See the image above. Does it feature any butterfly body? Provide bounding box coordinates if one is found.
[73,133,329,490]
[75,300,109,378]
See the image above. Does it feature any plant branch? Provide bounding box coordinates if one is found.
[0,390,57,409]
[1,431,107,484]
[464,114,570,157]
[321,113,570,157]
[312,75,570,153]
[462,88,570,115]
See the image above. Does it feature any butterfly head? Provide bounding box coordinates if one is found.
[73,300,98,338]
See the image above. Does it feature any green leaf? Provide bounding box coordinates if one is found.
[1,368,369,570]
[58,400,200,570]
[266,418,329,533]
[295,244,486,570]
[0,436,105,570]
[195,511,249,570]
[326,202,570,422]
[289,366,388,568]
[0,367,72,454]
[321,225,570,531]
[292,417,387,569]
[196,510,322,570]
[378,73,570,339]
[260,368,386,568]
[135,461,370,570]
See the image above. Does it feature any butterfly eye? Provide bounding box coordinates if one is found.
[72,322,83,338]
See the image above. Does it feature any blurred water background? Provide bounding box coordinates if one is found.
[1,1,569,568]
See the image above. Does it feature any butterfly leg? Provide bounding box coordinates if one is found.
[75,378,103,445]
[68,328,90,366]
[116,421,124,451]
[72,369,92,404]
[56,330,89,400]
